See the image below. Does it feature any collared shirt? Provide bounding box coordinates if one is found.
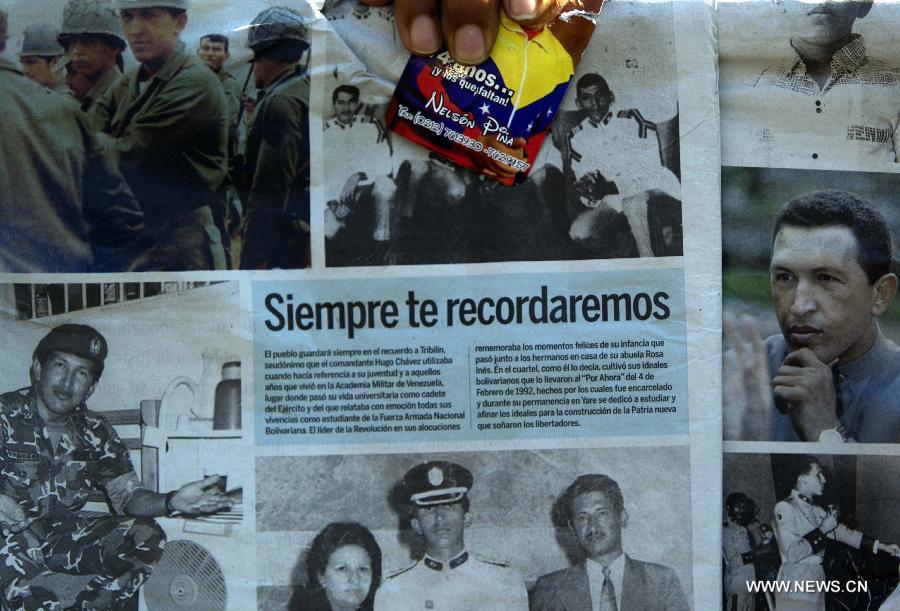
[0,57,142,273]
[568,107,682,211]
[721,35,899,172]
[324,113,394,202]
[96,42,228,225]
[765,331,900,442]
[0,389,144,520]
[586,554,624,611]
[374,548,529,611]
[82,65,122,128]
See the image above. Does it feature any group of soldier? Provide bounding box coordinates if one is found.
[0,0,312,272]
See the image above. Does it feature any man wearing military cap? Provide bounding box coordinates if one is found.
[238,5,311,269]
[0,5,144,273]
[374,460,529,610]
[0,324,232,609]
[94,0,228,271]
[18,24,66,91]
[57,0,127,122]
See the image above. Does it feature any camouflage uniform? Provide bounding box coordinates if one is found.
[0,389,165,610]
[239,7,311,269]
[95,42,228,271]
[0,57,143,273]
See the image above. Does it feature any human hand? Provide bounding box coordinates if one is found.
[818,511,838,535]
[723,314,774,441]
[0,494,32,537]
[169,475,233,516]
[878,542,900,557]
[360,0,563,64]
[773,348,840,441]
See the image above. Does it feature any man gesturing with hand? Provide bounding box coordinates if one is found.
[765,190,899,443]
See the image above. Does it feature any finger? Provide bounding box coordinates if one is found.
[394,0,443,56]
[783,348,824,368]
[442,0,501,65]
[773,385,802,405]
[198,474,224,488]
[502,0,560,28]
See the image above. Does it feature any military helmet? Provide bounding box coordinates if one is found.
[116,0,188,10]
[59,0,127,50]
[19,24,64,57]
[246,6,311,54]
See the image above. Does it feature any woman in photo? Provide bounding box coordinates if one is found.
[290,522,383,611]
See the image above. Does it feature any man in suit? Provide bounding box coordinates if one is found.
[531,474,689,611]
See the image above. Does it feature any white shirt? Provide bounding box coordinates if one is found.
[568,108,681,211]
[721,35,900,172]
[323,114,394,200]
[586,554,625,611]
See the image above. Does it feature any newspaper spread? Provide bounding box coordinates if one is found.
[0,0,896,609]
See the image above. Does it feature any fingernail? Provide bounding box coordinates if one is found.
[410,14,440,54]
[454,23,486,64]
[508,0,538,19]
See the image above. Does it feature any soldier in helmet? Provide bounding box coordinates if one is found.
[0,325,233,609]
[0,5,144,273]
[374,461,529,610]
[57,0,127,122]
[93,0,228,271]
[239,5,311,269]
[18,24,66,91]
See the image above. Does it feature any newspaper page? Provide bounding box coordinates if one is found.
[0,0,718,610]
[720,0,900,608]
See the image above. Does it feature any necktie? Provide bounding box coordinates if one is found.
[600,565,618,611]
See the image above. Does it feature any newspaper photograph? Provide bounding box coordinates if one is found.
[0,0,724,608]
[255,445,692,610]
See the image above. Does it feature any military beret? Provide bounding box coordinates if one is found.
[34,324,108,372]
[404,461,473,507]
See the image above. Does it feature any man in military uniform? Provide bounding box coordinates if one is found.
[532,473,689,611]
[18,24,67,92]
[561,73,683,259]
[239,6,311,269]
[772,456,900,611]
[0,6,144,273]
[94,0,228,271]
[197,34,242,155]
[374,460,529,611]
[723,493,761,611]
[57,0,127,123]
[0,324,233,610]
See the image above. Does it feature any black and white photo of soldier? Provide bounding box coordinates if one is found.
[0,280,248,609]
[254,447,692,611]
[724,453,900,611]
[320,0,682,267]
[722,492,780,611]
[723,169,900,443]
[720,0,900,172]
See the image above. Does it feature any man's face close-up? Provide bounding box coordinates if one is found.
[570,490,625,560]
[797,462,826,497]
[121,7,184,67]
[33,351,97,418]
[20,56,58,87]
[771,225,880,364]
[576,84,612,124]
[67,35,119,79]
[334,91,359,124]
[198,38,227,71]
[784,0,869,47]
[412,502,466,555]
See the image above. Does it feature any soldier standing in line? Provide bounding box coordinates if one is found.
[374,461,529,611]
[239,6,311,269]
[94,0,228,271]
[57,0,127,123]
[18,24,67,92]
[0,325,232,609]
[0,6,143,273]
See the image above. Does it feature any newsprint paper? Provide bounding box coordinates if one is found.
[0,0,895,609]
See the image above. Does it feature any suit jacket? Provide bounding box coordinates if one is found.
[530,555,689,611]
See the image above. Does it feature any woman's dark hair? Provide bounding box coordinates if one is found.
[306,521,382,609]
